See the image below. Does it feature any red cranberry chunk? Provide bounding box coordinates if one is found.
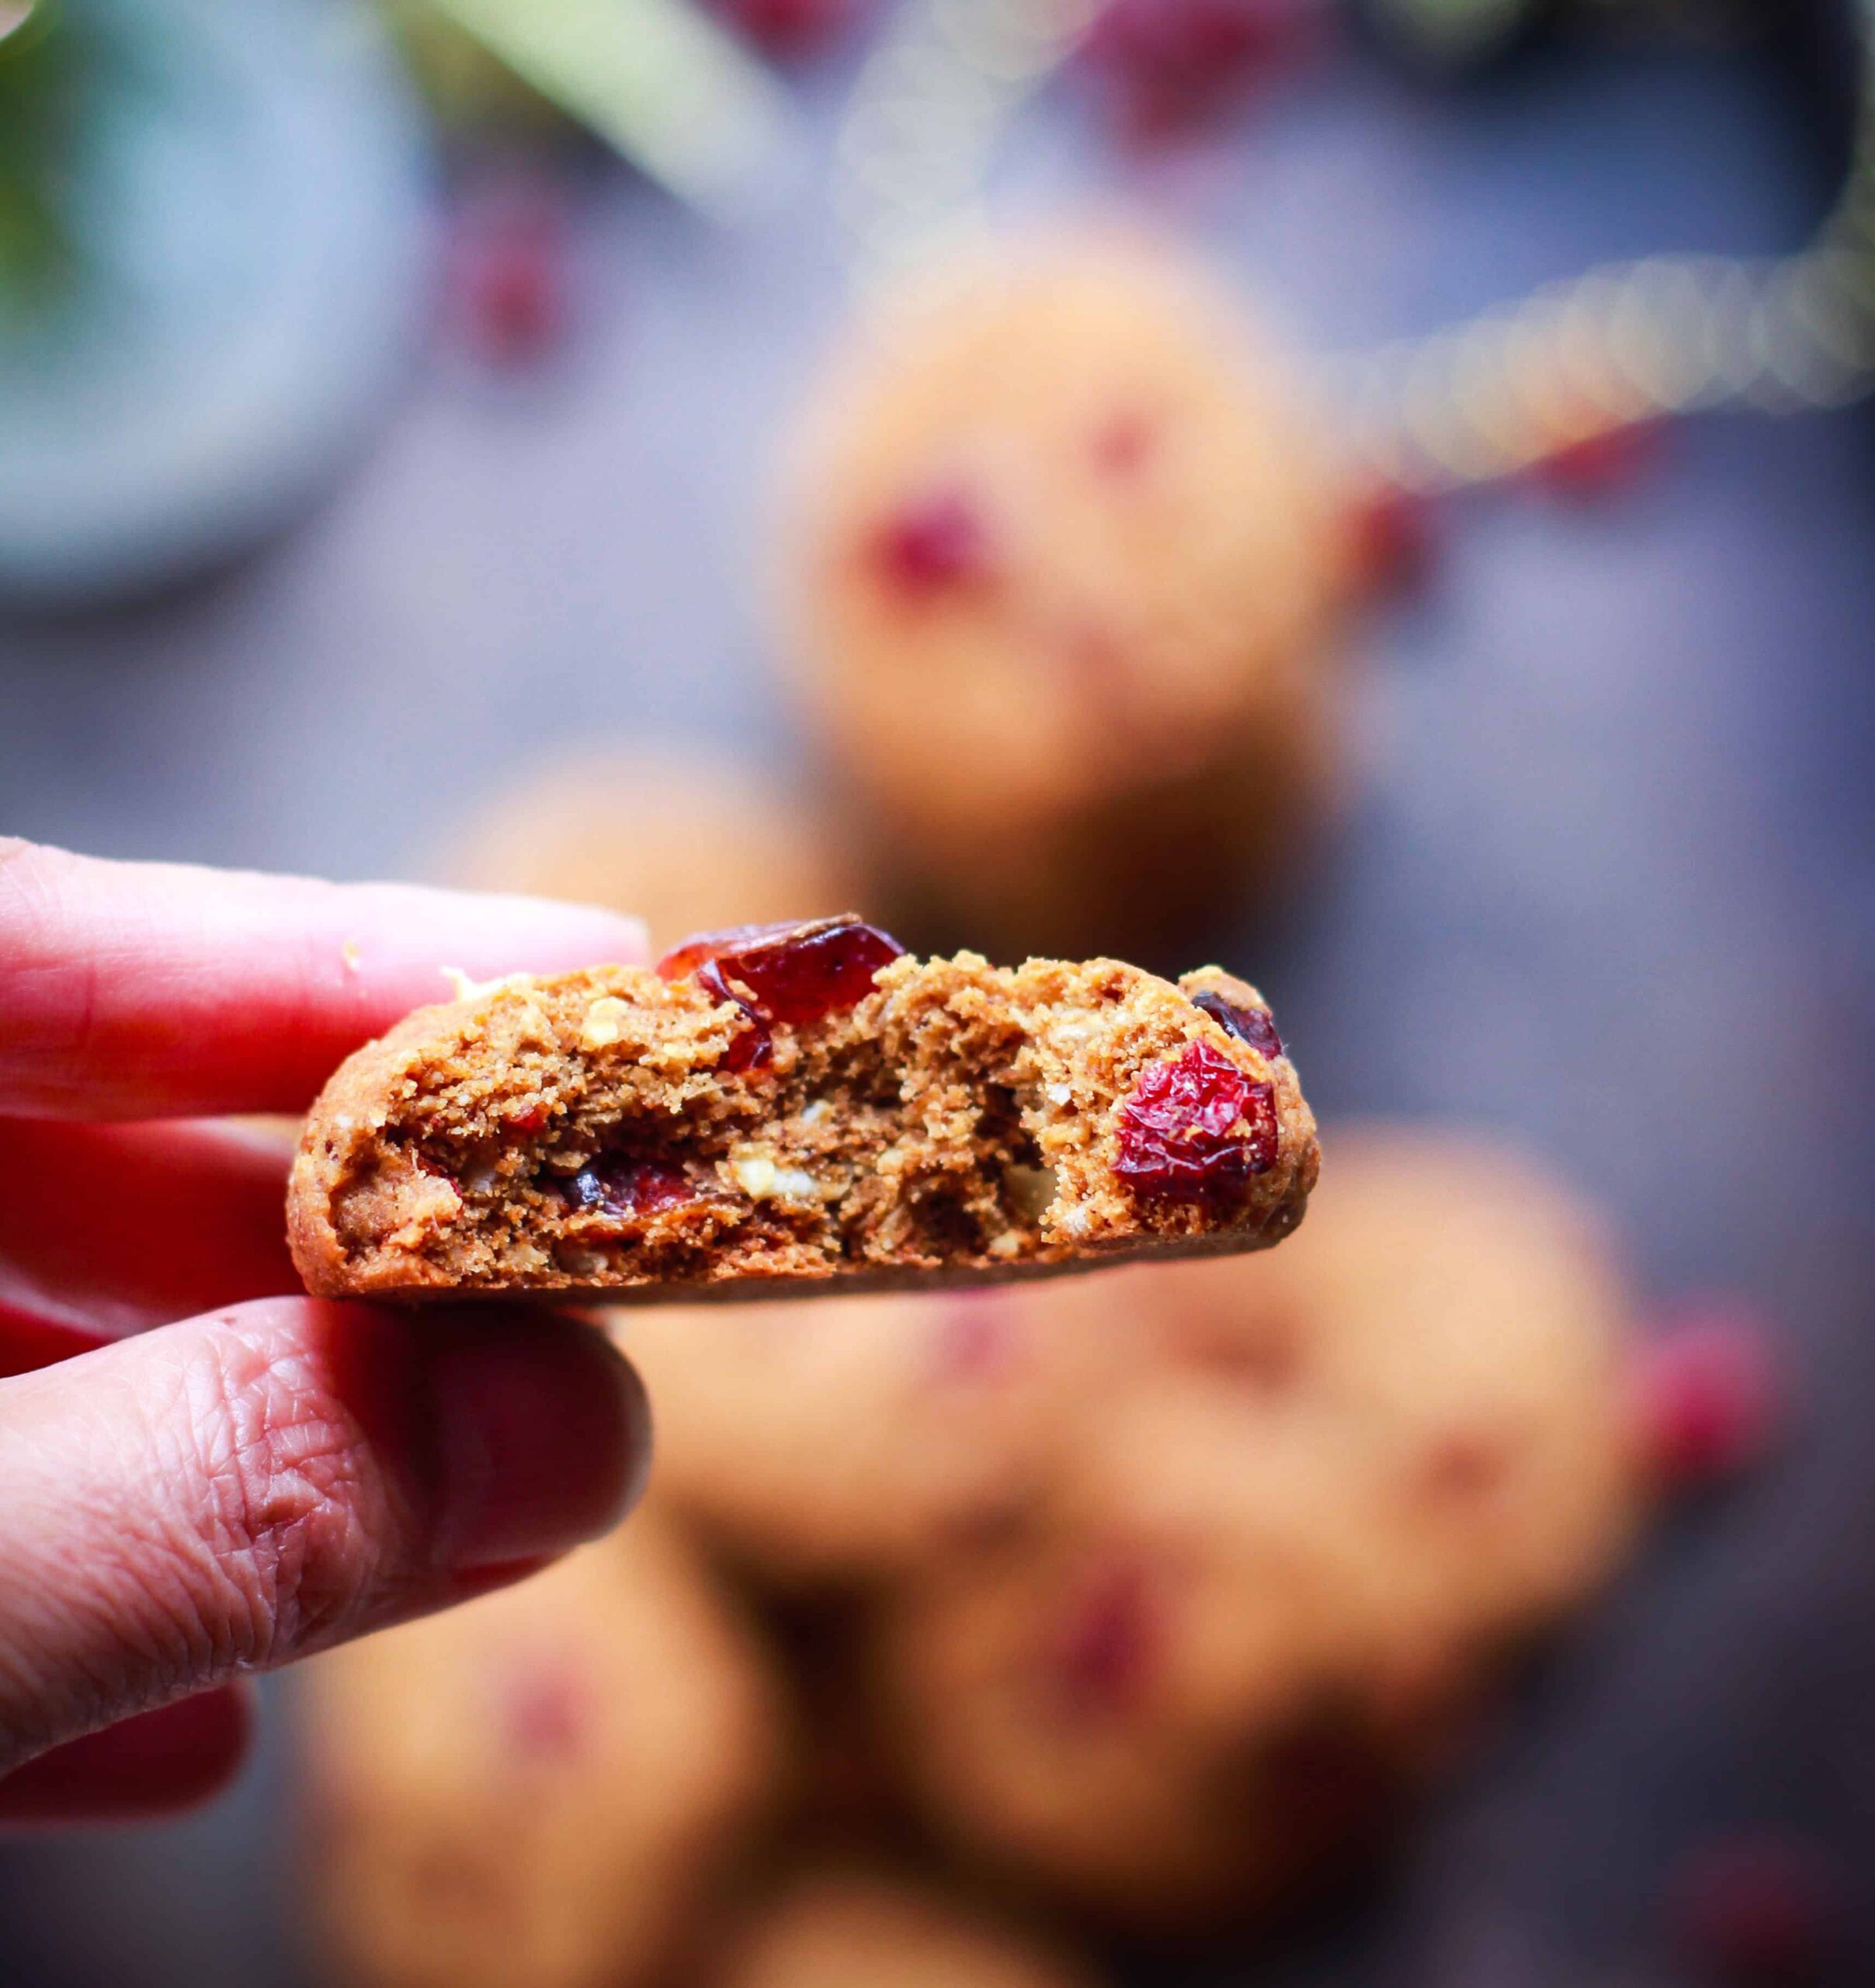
[500,1659,595,1764]
[1114,1039,1277,1204]
[1347,485,1437,599]
[930,1295,1019,1384]
[1632,1302,1785,1492]
[708,0,858,59]
[449,177,569,368]
[1082,0,1314,137]
[871,486,991,596]
[1536,421,1661,500]
[658,916,905,1027]
[1092,408,1158,475]
[1050,1556,1161,1717]
[696,958,773,1073]
[564,1155,693,1219]
[1192,988,1284,1058]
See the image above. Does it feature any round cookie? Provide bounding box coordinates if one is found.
[299,1517,789,1988]
[442,746,862,953]
[608,1283,1124,1586]
[779,232,1349,960]
[870,1126,1643,1928]
[709,1867,1101,1988]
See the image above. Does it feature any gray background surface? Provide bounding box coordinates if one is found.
[3,9,1873,1983]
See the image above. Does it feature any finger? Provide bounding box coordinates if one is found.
[0,1297,649,1774]
[0,1118,298,1341]
[0,1683,256,1826]
[0,839,648,1120]
[0,1305,106,1380]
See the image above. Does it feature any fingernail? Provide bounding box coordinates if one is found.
[423,1311,648,1569]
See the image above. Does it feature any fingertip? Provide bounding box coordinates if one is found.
[414,1305,651,1570]
[408,887,649,978]
[0,1683,257,1828]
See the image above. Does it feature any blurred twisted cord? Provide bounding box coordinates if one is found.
[833,0,1875,488]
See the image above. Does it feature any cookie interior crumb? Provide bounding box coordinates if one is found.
[289,936,1315,1300]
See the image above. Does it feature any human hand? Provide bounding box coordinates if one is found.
[0,839,652,1823]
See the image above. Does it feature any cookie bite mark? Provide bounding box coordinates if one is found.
[286,923,1318,1302]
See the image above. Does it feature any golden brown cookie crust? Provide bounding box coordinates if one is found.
[287,934,1318,1302]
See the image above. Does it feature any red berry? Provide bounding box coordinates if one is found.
[696,957,773,1073]
[1050,1556,1161,1715]
[450,179,568,367]
[1113,1040,1277,1204]
[1091,408,1159,475]
[564,1155,693,1219]
[871,487,991,596]
[1191,988,1284,1059]
[1420,1429,1509,1499]
[1632,1302,1786,1492]
[1535,422,1661,500]
[658,916,905,1022]
[930,1295,1017,1382]
[658,916,906,1071]
[708,0,858,59]
[1081,0,1315,139]
[1347,485,1437,598]
[500,1660,594,1764]
[1668,1835,1840,1986]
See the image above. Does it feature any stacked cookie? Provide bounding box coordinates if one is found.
[436,231,1359,972]
[295,754,1649,1983]
[776,232,1356,964]
[299,1106,1644,1979]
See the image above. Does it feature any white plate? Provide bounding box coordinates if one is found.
[0,0,432,603]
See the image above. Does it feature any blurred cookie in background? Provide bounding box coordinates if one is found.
[707,1865,1102,1988]
[442,745,863,953]
[608,1284,1123,1589]
[776,231,1352,964]
[869,1125,1644,1929]
[297,1516,789,1988]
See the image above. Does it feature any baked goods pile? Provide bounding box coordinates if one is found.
[298,1120,1647,1985]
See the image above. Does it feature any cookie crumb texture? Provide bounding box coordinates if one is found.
[287,919,1318,1300]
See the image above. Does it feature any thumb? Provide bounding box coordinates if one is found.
[0,1298,648,1774]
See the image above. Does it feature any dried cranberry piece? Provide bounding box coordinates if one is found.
[930,1296,1018,1383]
[500,1660,595,1764]
[1420,1430,1509,1499]
[1113,1039,1277,1204]
[707,0,859,58]
[1347,484,1437,600]
[658,916,905,1067]
[449,176,569,368]
[1631,1302,1786,1492]
[1050,1556,1161,1717]
[1536,421,1661,500]
[564,1154,693,1220]
[696,958,773,1073]
[1192,988,1284,1059]
[1091,408,1158,476]
[1081,0,1315,139]
[870,487,991,596]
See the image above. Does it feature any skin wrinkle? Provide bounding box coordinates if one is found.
[178,1320,416,1677]
[0,1313,432,1774]
[0,1396,207,1767]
